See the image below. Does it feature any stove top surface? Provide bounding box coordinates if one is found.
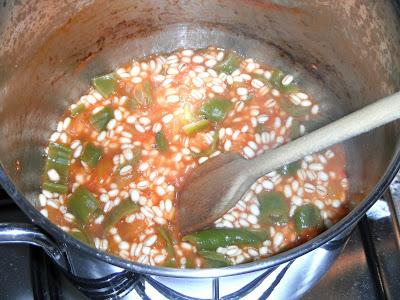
[1,175,400,299]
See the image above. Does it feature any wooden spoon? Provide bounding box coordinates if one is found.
[175,92,400,235]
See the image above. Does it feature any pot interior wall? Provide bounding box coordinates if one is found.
[0,0,399,214]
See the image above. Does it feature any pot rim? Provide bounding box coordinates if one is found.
[0,142,399,278]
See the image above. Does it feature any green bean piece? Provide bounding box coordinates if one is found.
[198,250,232,268]
[67,186,98,225]
[70,104,86,116]
[71,229,94,246]
[43,143,72,193]
[182,119,210,135]
[155,226,176,267]
[182,228,268,251]
[133,80,153,106]
[155,131,169,152]
[91,73,117,98]
[103,198,139,233]
[294,204,323,233]
[81,143,103,168]
[200,98,233,122]
[90,106,113,131]
[278,160,301,177]
[258,192,289,226]
[42,182,68,194]
[213,52,240,75]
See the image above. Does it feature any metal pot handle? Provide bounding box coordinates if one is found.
[0,223,139,298]
[0,223,69,270]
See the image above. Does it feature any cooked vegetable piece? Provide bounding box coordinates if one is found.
[294,204,323,233]
[279,98,309,117]
[42,182,68,194]
[258,192,289,226]
[104,198,139,233]
[47,143,72,166]
[81,143,103,168]
[155,132,169,152]
[182,228,268,250]
[278,160,301,177]
[43,143,72,193]
[71,229,94,246]
[192,130,219,157]
[128,147,142,166]
[182,119,210,135]
[155,226,176,267]
[133,80,153,106]
[200,98,233,122]
[199,250,232,268]
[252,73,270,85]
[213,52,240,74]
[91,73,117,98]
[67,186,98,224]
[70,104,85,116]
[126,97,140,111]
[183,103,196,122]
[90,106,113,131]
[269,69,297,93]
[290,120,302,140]
[255,123,266,134]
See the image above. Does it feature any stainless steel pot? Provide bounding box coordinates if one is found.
[0,0,399,298]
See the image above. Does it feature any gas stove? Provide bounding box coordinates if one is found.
[1,175,400,300]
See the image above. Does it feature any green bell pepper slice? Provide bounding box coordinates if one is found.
[90,106,113,131]
[198,250,232,268]
[43,143,72,193]
[155,131,169,152]
[133,80,153,107]
[70,104,86,116]
[293,204,323,233]
[255,123,266,134]
[278,160,301,177]
[126,97,140,111]
[67,186,98,225]
[183,103,196,122]
[269,69,298,94]
[155,226,176,267]
[200,98,233,122]
[42,182,68,194]
[258,192,289,226]
[91,73,117,98]
[192,130,219,158]
[182,119,210,135]
[182,228,268,251]
[213,52,240,75]
[103,198,139,233]
[279,97,309,117]
[70,229,94,246]
[81,143,103,168]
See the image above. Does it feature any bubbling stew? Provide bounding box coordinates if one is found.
[39,47,349,268]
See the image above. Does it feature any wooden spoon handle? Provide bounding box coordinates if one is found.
[247,92,400,178]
